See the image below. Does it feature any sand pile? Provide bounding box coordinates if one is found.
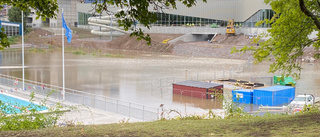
[25,28,181,53]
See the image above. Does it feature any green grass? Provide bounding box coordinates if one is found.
[28,48,45,53]
[104,53,125,58]
[1,111,320,136]
[71,50,86,55]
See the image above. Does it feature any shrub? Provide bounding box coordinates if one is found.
[0,90,70,131]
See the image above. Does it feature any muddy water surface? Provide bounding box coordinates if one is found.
[1,49,319,115]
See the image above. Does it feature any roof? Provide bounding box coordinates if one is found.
[0,20,21,27]
[173,80,222,89]
[296,94,313,97]
[256,86,294,92]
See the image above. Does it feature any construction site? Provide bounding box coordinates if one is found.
[23,23,317,62]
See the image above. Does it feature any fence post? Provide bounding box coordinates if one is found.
[129,103,131,118]
[73,90,75,103]
[56,90,59,101]
[105,96,107,111]
[82,93,85,105]
[142,106,145,121]
[157,108,159,120]
[93,94,96,108]
[160,88,163,98]
[116,100,119,114]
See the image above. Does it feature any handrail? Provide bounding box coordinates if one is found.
[0,73,158,110]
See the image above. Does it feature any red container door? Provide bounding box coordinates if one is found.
[173,84,207,99]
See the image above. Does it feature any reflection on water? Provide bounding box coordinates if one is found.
[172,94,223,109]
[1,49,320,114]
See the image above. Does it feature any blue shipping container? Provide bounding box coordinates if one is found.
[253,86,295,106]
[232,89,253,104]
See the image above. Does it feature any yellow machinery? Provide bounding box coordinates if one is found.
[226,19,235,36]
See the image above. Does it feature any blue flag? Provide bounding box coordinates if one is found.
[62,13,72,43]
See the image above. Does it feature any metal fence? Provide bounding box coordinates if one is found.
[0,74,159,121]
[251,76,274,86]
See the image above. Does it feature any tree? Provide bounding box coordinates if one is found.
[8,6,30,31]
[88,0,207,45]
[0,0,206,48]
[0,0,58,49]
[234,0,320,79]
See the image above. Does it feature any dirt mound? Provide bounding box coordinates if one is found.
[108,33,181,52]
[25,29,53,39]
[24,28,182,53]
[212,34,255,46]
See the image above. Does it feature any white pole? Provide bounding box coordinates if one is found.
[62,8,65,101]
[22,11,25,91]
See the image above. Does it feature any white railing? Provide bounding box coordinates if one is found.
[0,74,159,121]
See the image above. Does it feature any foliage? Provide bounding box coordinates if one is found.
[7,36,20,45]
[232,0,320,79]
[2,111,320,136]
[223,100,247,119]
[0,0,58,20]
[118,118,130,124]
[89,0,207,45]
[0,0,58,48]
[8,7,30,26]
[0,28,10,50]
[0,90,67,131]
[300,104,320,113]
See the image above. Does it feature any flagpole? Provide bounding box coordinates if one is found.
[22,11,25,91]
[62,8,65,101]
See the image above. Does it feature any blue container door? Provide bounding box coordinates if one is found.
[232,90,253,104]
[253,90,273,106]
[273,87,295,106]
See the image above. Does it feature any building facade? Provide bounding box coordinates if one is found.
[77,0,273,28]
[0,20,22,36]
[3,0,274,29]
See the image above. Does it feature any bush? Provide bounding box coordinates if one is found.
[0,91,69,131]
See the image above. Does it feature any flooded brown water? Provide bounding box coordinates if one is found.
[1,49,319,114]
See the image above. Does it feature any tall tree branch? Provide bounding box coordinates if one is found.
[299,0,320,30]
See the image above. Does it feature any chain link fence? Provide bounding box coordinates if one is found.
[0,74,159,121]
[250,76,274,86]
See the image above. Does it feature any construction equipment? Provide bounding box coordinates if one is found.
[226,19,235,36]
[274,76,296,86]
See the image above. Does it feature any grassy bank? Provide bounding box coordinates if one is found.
[1,111,320,136]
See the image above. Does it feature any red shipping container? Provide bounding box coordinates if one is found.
[173,80,223,99]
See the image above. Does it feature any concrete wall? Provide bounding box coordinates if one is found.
[51,0,78,28]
